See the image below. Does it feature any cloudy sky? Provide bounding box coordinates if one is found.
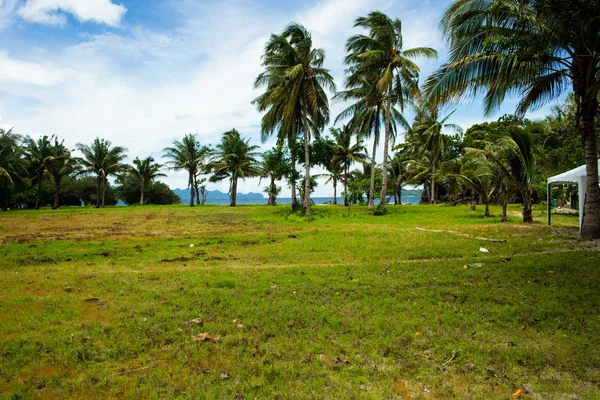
[0,0,555,197]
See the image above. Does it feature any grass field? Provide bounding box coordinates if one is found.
[0,203,598,399]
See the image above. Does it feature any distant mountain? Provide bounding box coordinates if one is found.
[173,188,265,203]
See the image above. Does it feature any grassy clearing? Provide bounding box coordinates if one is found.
[0,204,598,399]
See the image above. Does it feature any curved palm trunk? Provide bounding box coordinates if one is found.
[302,104,311,215]
[332,178,337,205]
[368,112,379,210]
[53,177,61,209]
[230,174,238,207]
[379,88,392,207]
[188,171,195,207]
[35,171,43,210]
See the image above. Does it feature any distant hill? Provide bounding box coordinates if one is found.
[173,188,265,204]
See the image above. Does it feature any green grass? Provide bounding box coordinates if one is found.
[0,204,598,399]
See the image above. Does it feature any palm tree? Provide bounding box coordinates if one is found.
[261,147,290,205]
[345,11,437,208]
[46,137,75,209]
[330,126,368,206]
[389,150,408,205]
[409,106,462,204]
[163,134,207,207]
[76,138,128,208]
[25,135,55,210]
[209,129,262,207]
[335,73,410,209]
[129,156,166,205]
[253,23,335,214]
[0,128,26,211]
[424,0,600,238]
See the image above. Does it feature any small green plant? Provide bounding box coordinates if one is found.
[372,203,388,216]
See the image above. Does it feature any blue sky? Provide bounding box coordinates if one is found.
[0,0,556,196]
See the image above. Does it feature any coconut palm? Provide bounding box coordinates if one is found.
[424,0,600,238]
[76,138,128,208]
[345,11,437,208]
[25,135,56,210]
[409,106,462,204]
[330,126,368,206]
[163,134,207,207]
[128,156,166,205]
[335,73,410,209]
[46,137,75,209]
[253,23,335,214]
[0,128,26,210]
[209,129,262,207]
[261,147,290,205]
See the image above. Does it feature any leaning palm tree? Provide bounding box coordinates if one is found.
[129,156,166,205]
[335,73,410,209]
[76,138,128,208]
[46,137,75,209]
[424,0,600,238]
[330,126,368,206]
[25,135,55,210]
[208,129,262,207]
[253,23,335,214]
[409,106,462,204]
[345,11,437,208]
[163,134,207,207]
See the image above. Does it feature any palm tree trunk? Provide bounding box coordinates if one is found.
[289,122,299,211]
[470,191,477,211]
[379,87,392,207]
[96,176,102,208]
[188,171,195,207]
[522,191,533,223]
[580,105,600,239]
[230,174,237,207]
[201,188,206,205]
[399,185,402,205]
[101,177,107,207]
[368,114,379,210]
[35,171,42,210]
[501,201,508,222]
[484,201,490,217]
[333,178,337,205]
[139,179,145,205]
[344,162,349,207]
[195,174,200,206]
[53,177,61,209]
[301,103,311,215]
[431,163,436,205]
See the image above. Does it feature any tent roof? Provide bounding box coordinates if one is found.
[547,160,600,185]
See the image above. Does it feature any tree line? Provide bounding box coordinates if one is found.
[1,2,600,238]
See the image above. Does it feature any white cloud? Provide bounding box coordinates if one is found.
[0,50,74,86]
[0,0,18,30]
[17,0,126,27]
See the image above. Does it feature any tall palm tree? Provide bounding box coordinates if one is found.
[0,128,26,211]
[345,11,437,208]
[261,147,289,206]
[25,135,55,210]
[76,138,128,208]
[209,129,262,207]
[330,126,368,206]
[163,134,207,207]
[424,0,600,238]
[46,137,75,209]
[253,23,335,214]
[335,74,410,209]
[409,106,462,204]
[129,156,166,205]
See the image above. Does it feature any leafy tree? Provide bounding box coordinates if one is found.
[0,128,26,211]
[46,137,75,209]
[345,11,437,208]
[261,147,290,205]
[209,129,262,207]
[163,134,208,207]
[76,138,128,208]
[25,134,57,210]
[330,126,368,206]
[125,156,166,205]
[424,0,600,238]
[253,23,335,214]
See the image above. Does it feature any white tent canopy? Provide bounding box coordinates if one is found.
[547,160,600,231]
